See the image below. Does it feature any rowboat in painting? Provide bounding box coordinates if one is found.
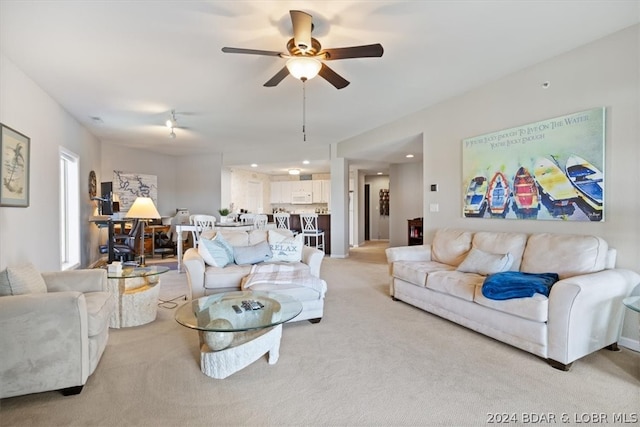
[512,166,539,219]
[463,176,488,217]
[487,172,511,217]
[565,154,603,217]
[533,157,578,217]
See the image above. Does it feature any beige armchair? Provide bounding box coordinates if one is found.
[0,265,115,398]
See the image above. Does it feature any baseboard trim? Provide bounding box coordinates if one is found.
[330,254,348,259]
[619,336,640,352]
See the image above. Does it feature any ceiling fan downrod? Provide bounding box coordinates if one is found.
[302,80,307,142]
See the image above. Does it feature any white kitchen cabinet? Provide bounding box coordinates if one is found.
[270,181,293,204]
[291,180,313,193]
[312,180,323,203]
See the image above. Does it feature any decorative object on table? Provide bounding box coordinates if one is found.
[218,208,230,223]
[125,197,161,266]
[0,123,30,207]
[462,107,605,222]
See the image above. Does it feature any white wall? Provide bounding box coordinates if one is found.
[0,53,102,270]
[100,144,178,217]
[365,175,390,240]
[389,162,423,247]
[338,25,640,345]
[175,154,223,216]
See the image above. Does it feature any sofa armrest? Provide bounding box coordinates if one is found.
[547,268,640,365]
[0,292,89,398]
[302,246,324,278]
[183,248,205,300]
[42,269,108,293]
[385,245,432,263]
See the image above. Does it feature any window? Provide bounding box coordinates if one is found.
[60,148,80,270]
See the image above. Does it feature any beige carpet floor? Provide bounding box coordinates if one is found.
[1,241,639,426]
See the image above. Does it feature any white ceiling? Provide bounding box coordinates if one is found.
[1,1,638,175]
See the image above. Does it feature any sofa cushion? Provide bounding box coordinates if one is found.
[248,230,269,245]
[471,231,528,271]
[456,247,514,275]
[199,233,234,267]
[233,240,273,265]
[473,286,548,322]
[393,260,455,287]
[425,271,483,301]
[218,230,250,247]
[520,233,608,279]
[0,264,47,296]
[431,229,473,266]
[268,230,304,262]
[204,264,253,289]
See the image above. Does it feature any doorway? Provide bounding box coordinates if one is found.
[364,184,370,240]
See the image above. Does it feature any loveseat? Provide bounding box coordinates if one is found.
[0,265,114,398]
[385,229,640,370]
[183,228,326,323]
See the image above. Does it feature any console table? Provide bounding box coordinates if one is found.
[106,265,170,328]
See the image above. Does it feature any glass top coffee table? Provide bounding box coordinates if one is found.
[175,290,302,379]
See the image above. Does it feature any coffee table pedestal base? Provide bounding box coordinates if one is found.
[200,324,282,379]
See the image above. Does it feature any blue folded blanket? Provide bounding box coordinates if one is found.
[482,271,559,300]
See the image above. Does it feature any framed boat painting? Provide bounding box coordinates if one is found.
[0,124,30,207]
[462,107,605,222]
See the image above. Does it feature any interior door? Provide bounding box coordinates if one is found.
[247,181,263,213]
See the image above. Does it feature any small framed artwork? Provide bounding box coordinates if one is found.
[0,124,30,207]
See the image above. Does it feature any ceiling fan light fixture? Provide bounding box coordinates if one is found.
[286,57,322,81]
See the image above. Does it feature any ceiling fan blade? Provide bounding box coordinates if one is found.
[318,63,350,89]
[290,10,313,52]
[264,66,290,87]
[321,43,384,60]
[221,47,283,57]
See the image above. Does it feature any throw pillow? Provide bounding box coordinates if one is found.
[268,230,304,262]
[199,233,234,267]
[0,263,47,296]
[456,247,514,275]
[233,240,273,265]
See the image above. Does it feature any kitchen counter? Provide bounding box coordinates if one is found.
[268,214,331,255]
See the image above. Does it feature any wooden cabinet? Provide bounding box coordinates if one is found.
[311,179,330,204]
[408,218,423,246]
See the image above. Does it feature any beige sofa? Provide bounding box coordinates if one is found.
[0,267,114,398]
[183,229,326,323]
[386,229,640,370]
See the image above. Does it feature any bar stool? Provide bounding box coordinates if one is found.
[300,213,325,251]
[274,212,291,230]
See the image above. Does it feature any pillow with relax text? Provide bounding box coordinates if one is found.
[268,230,304,262]
[233,240,273,265]
[199,233,234,267]
[456,247,513,276]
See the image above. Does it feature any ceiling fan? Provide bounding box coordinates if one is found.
[221,10,384,89]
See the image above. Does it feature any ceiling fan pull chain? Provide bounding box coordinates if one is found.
[302,80,307,142]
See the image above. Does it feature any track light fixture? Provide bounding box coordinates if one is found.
[166,110,177,138]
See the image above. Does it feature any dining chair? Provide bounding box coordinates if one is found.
[299,213,325,251]
[254,214,268,230]
[189,214,216,247]
[239,213,255,224]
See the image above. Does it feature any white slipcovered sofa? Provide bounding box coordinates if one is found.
[0,266,114,398]
[386,229,640,370]
[183,228,326,323]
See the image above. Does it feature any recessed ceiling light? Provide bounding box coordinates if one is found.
[377,172,383,175]
[302,160,310,165]
[250,163,258,168]
[406,154,414,158]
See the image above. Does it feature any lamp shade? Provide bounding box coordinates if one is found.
[286,57,322,81]
[126,197,161,219]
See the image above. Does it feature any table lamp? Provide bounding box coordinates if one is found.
[125,197,161,266]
